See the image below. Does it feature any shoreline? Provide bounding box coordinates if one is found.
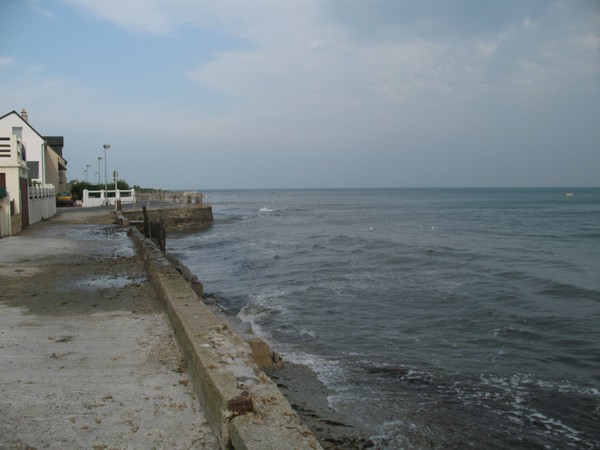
[205,294,376,449]
[131,225,324,448]
[264,362,374,449]
[170,254,375,449]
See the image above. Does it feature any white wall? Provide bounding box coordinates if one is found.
[28,184,56,225]
[82,189,136,207]
[0,112,46,183]
[0,195,11,237]
[0,135,28,216]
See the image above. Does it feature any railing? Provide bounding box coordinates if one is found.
[81,189,203,208]
[29,184,55,200]
[82,188,136,207]
[0,136,27,165]
[136,190,203,205]
[28,184,56,225]
[0,137,11,159]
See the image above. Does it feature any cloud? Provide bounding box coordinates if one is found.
[24,0,57,20]
[522,17,537,29]
[0,56,15,68]
[63,0,599,108]
[477,42,498,57]
[61,0,178,35]
[9,0,598,188]
[61,0,295,38]
[581,34,600,52]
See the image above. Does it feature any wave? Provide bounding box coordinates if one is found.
[496,271,600,301]
[539,281,600,301]
[356,363,600,448]
[169,188,600,449]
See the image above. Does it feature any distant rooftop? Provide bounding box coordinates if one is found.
[44,136,64,157]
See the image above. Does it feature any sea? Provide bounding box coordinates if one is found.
[168,188,600,449]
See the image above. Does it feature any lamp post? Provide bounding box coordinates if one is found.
[85,164,90,182]
[97,156,103,185]
[113,170,119,211]
[103,144,110,192]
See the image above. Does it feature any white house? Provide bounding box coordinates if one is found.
[0,109,66,236]
[0,133,30,235]
[0,109,67,192]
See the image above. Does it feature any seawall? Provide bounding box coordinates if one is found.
[121,204,213,232]
[129,227,322,450]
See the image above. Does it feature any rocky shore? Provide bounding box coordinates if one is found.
[265,362,375,449]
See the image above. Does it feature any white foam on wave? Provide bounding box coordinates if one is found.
[526,410,584,445]
[368,419,415,449]
[239,303,349,411]
[299,329,316,338]
[238,290,349,398]
[282,349,349,411]
[238,305,269,342]
[236,289,297,345]
[482,372,600,397]
[479,372,596,446]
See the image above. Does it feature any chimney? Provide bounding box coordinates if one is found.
[20,109,29,123]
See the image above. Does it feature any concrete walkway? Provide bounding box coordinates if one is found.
[0,209,218,449]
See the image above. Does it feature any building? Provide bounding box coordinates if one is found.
[0,133,29,235]
[0,109,67,192]
[0,109,65,236]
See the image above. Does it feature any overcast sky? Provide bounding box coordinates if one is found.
[1,0,599,189]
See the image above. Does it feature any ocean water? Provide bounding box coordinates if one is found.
[168,188,600,449]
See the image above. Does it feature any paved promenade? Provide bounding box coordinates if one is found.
[0,209,218,449]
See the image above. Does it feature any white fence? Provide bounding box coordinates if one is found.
[82,189,136,207]
[0,195,10,238]
[29,184,56,225]
[135,190,203,204]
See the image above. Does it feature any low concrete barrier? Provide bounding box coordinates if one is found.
[129,228,322,450]
[115,211,129,227]
[122,204,213,232]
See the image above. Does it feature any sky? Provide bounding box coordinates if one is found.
[1,0,599,189]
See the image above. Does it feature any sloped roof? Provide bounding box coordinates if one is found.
[44,136,64,157]
[0,110,66,162]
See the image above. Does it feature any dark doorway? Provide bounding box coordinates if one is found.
[20,177,29,230]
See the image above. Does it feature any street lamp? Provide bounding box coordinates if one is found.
[103,144,110,191]
[85,164,90,182]
[113,170,119,211]
[97,156,103,185]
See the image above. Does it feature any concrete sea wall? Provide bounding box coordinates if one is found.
[129,227,322,450]
[122,204,213,232]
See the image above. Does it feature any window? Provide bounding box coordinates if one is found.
[27,161,39,179]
